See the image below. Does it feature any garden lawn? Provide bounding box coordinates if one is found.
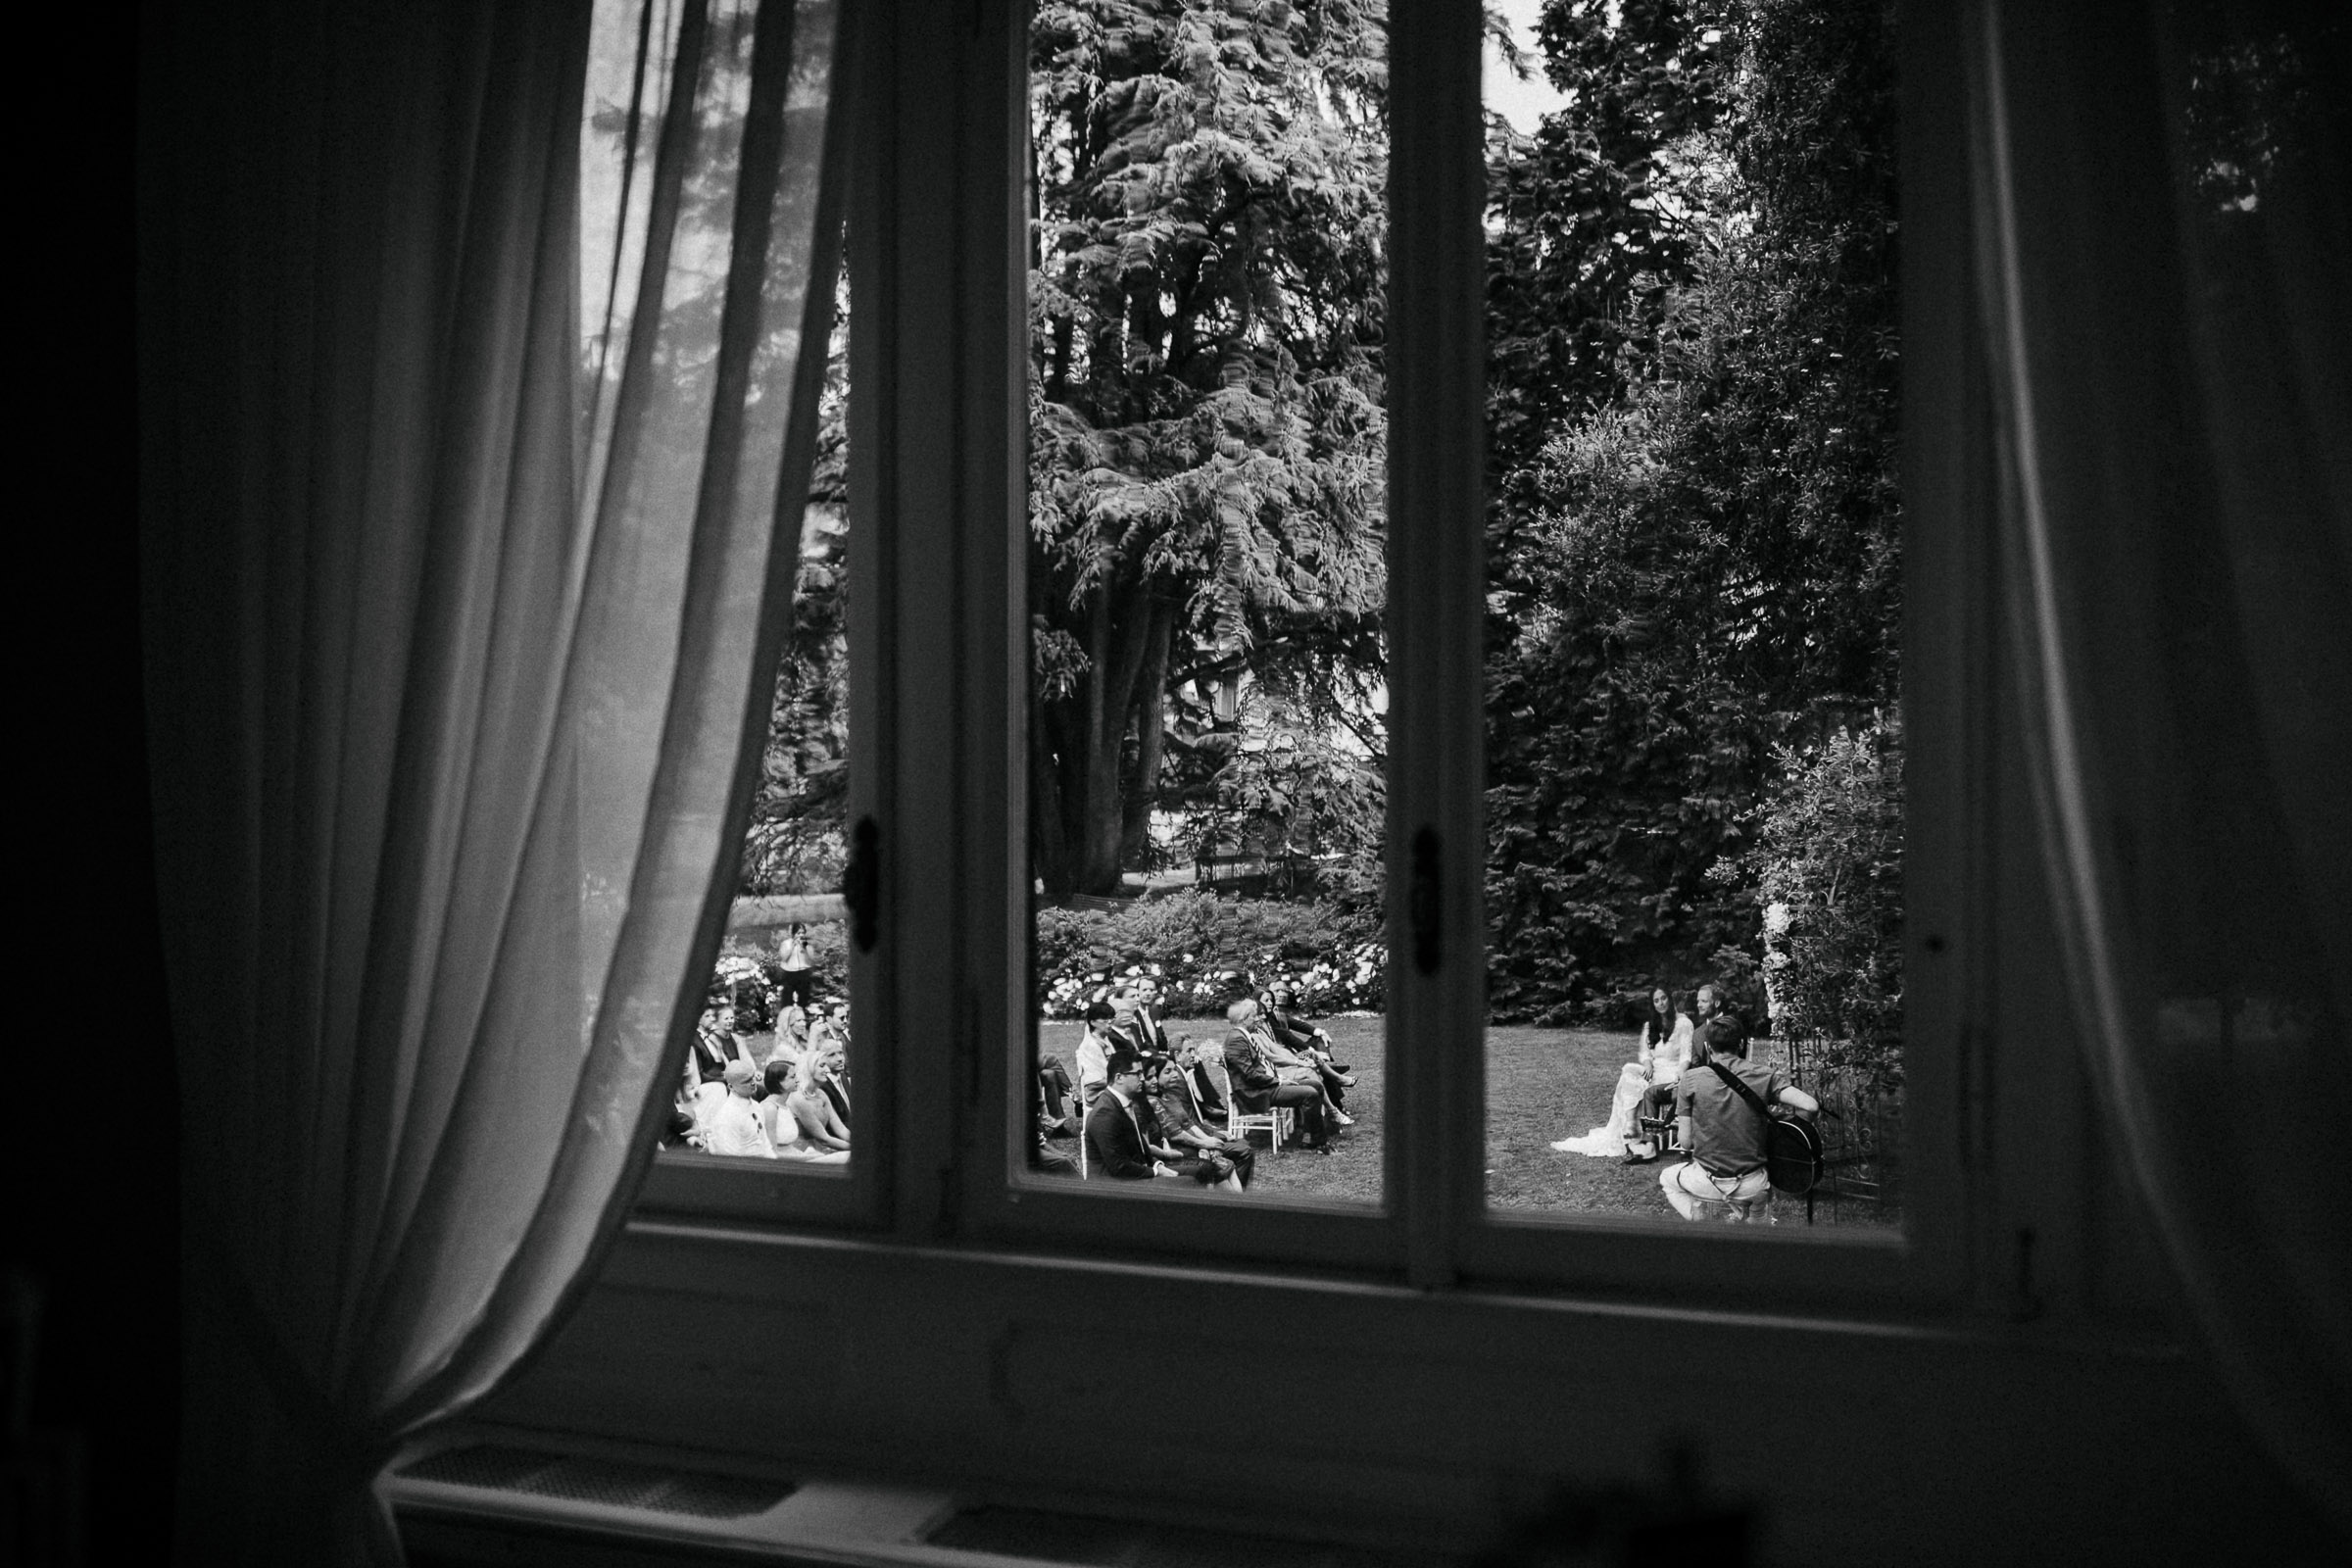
[1039,1018,1893,1228]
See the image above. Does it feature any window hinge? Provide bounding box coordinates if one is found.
[1409,827,1443,974]
[844,815,880,952]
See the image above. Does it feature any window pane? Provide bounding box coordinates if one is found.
[680,263,854,1168]
[576,0,857,1170]
[1481,1,1903,1230]
[1023,0,1390,1202]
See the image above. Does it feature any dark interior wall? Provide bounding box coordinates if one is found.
[7,5,187,1560]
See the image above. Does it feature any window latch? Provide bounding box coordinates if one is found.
[844,815,880,953]
[1409,826,1442,974]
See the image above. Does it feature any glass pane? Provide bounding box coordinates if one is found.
[1481,1,1902,1230]
[685,265,854,1170]
[577,0,857,1169]
[1023,0,1390,1201]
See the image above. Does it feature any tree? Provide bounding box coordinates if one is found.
[1483,0,1901,1021]
[741,275,852,896]
[1027,0,1391,898]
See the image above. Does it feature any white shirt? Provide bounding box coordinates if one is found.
[1074,1028,1110,1089]
[706,1093,777,1157]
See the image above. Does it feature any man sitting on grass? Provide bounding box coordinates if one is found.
[1661,1020,1818,1222]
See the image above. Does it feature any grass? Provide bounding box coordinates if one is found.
[1042,1016,1899,1230]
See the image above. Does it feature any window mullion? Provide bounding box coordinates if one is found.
[1386,0,1490,1292]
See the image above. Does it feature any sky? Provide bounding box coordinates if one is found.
[1483,0,1572,132]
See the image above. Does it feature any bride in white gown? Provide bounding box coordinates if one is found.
[1551,988,1694,1156]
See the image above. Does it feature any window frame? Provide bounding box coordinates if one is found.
[635,0,886,1231]
[644,0,2010,1321]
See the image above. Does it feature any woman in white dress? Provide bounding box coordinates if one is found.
[761,1056,850,1163]
[1551,988,1694,1157]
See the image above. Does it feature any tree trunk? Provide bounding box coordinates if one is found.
[1120,602,1173,868]
[1078,581,1152,894]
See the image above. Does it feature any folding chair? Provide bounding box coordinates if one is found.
[1200,1054,1290,1154]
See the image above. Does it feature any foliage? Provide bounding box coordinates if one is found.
[1484,0,1736,552]
[711,922,851,1020]
[1182,689,1384,892]
[1035,889,1384,1017]
[1483,0,1900,1023]
[1721,712,1903,1089]
[740,276,852,896]
[1027,0,1391,896]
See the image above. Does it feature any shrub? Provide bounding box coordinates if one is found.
[711,922,851,1020]
[1720,712,1903,1091]
[1034,890,1384,1018]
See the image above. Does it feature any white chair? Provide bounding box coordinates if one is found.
[1200,1053,1289,1154]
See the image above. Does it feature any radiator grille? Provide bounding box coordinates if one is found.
[396,1443,791,1520]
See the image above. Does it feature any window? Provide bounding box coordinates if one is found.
[470,4,2292,1556]
[632,0,1994,1314]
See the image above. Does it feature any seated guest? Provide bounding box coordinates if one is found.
[689,1073,729,1146]
[705,1058,778,1158]
[762,1060,850,1163]
[1036,1054,1081,1139]
[1073,1001,1116,1106]
[669,1064,711,1151]
[1086,1049,1223,1185]
[690,1004,739,1082]
[808,1024,851,1125]
[1146,1054,1254,1190]
[1661,1013,1817,1222]
[1245,1004,1352,1128]
[1119,978,1171,1054]
[1267,985,1351,1078]
[1181,1038,1227,1118]
[785,1049,853,1155]
[1224,999,1332,1152]
[1256,994,1355,1114]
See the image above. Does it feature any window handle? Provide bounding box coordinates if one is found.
[844,815,880,953]
[1409,826,1442,974]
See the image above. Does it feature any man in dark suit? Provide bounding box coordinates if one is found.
[1111,985,1166,1057]
[1084,1049,1191,1180]
[1223,999,1331,1152]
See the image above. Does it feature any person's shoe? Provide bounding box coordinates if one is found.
[1620,1148,1655,1165]
[1332,1110,1356,1127]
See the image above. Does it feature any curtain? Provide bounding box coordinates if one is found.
[1965,0,2351,1536]
[136,0,849,1559]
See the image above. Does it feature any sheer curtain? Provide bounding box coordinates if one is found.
[1965,0,2350,1536]
[137,0,848,1559]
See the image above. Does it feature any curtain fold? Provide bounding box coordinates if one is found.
[138,0,850,1559]
[1965,0,2351,1537]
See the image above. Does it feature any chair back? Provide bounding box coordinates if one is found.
[1200,1053,1235,1108]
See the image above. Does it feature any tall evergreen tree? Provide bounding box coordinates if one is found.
[1484,0,1901,1021]
[1027,0,1390,898]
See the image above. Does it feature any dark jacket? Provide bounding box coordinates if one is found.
[1222,1030,1281,1112]
[1083,1090,1160,1179]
